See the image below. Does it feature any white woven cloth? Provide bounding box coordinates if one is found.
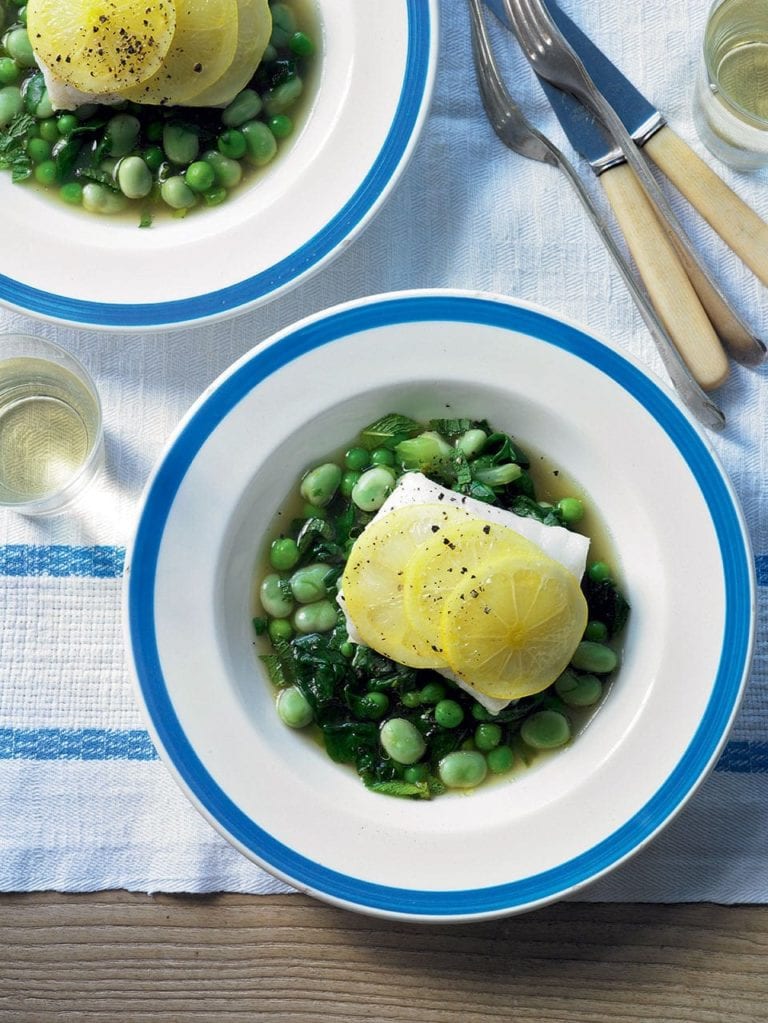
[1,0,767,900]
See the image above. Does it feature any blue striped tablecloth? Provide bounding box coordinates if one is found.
[1,0,766,899]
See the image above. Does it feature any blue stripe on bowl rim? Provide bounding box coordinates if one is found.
[0,0,434,330]
[126,293,755,918]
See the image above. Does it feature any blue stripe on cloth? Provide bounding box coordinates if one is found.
[0,545,125,577]
[0,729,158,761]
[0,729,765,772]
[0,546,765,584]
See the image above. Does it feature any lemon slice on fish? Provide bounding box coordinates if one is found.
[187,0,271,107]
[27,0,176,94]
[123,0,239,105]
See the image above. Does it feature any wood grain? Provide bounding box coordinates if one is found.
[1,894,767,1023]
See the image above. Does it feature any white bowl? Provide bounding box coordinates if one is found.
[124,290,756,920]
[0,2,437,330]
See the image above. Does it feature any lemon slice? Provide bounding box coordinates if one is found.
[123,0,239,105]
[187,0,271,107]
[441,554,588,700]
[403,518,546,660]
[26,0,176,94]
[341,503,469,670]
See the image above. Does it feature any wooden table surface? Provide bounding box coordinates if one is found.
[2,893,767,1022]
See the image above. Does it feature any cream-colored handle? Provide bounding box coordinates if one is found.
[645,125,768,288]
[601,162,729,391]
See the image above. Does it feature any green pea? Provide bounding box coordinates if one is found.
[418,681,446,704]
[276,686,313,728]
[269,537,299,572]
[359,692,389,720]
[33,159,57,186]
[38,117,58,142]
[289,562,330,604]
[222,88,262,127]
[263,76,303,116]
[588,561,612,583]
[56,113,78,136]
[259,573,294,619]
[455,428,487,459]
[520,710,571,750]
[143,145,164,172]
[380,718,426,765]
[25,135,50,163]
[344,446,370,471]
[434,699,464,728]
[557,497,584,524]
[241,119,277,166]
[0,57,20,85]
[267,113,293,139]
[81,182,128,214]
[474,723,502,751]
[570,641,618,674]
[163,123,199,165]
[471,703,492,722]
[438,750,487,789]
[106,113,140,158]
[486,745,514,774]
[59,181,83,205]
[403,763,428,784]
[33,88,53,119]
[3,27,35,67]
[293,599,337,634]
[300,462,341,507]
[202,149,243,189]
[289,30,315,56]
[340,641,354,658]
[351,465,396,512]
[555,670,603,708]
[584,620,608,643]
[160,175,196,210]
[401,691,422,709]
[0,85,22,128]
[339,470,360,499]
[184,159,215,193]
[217,128,247,159]
[268,618,293,643]
[301,502,326,520]
[370,447,396,467]
[117,155,152,198]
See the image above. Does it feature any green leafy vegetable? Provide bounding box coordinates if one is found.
[360,413,421,449]
[0,113,34,183]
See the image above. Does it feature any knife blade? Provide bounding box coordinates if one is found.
[484,0,768,299]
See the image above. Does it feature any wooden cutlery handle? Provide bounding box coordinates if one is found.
[645,125,768,289]
[600,162,729,391]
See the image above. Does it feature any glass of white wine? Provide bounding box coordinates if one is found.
[693,0,768,170]
[0,335,104,516]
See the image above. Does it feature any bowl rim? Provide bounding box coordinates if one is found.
[123,289,756,921]
[0,0,438,331]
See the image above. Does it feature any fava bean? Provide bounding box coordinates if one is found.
[555,670,603,708]
[263,75,303,116]
[455,428,487,459]
[520,710,571,750]
[351,465,396,512]
[241,119,277,166]
[570,641,618,674]
[203,149,243,189]
[160,175,196,210]
[259,573,294,619]
[380,718,426,765]
[0,85,22,128]
[276,686,313,728]
[289,562,330,604]
[300,462,341,508]
[117,155,152,198]
[293,599,337,634]
[3,26,35,67]
[438,750,487,789]
[81,182,127,214]
[222,88,262,127]
[106,113,140,158]
[163,123,199,165]
[269,2,297,46]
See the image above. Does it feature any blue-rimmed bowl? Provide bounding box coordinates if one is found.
[124,290,755,920]
[0,3,437,331]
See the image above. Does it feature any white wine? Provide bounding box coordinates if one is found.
[694,0,768,169]
[0,356,101,507]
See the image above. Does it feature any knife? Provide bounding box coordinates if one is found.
[485,0,768,295]
[484,0,765,378]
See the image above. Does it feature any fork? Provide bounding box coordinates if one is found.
[467,0,725,430]
[500,0,766,374]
